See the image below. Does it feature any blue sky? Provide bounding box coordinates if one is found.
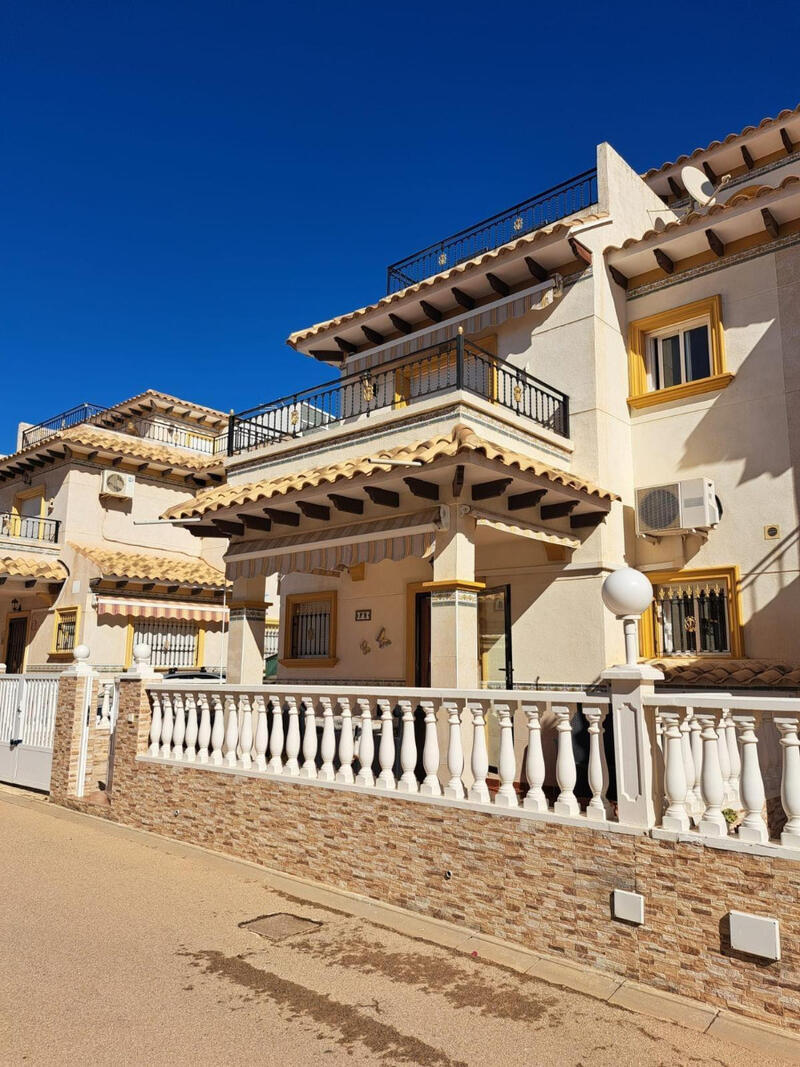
[2,0,798,450]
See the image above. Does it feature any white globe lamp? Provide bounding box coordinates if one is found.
[601,567,653,666]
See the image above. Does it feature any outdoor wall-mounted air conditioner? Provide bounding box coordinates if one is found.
[635,478,719,536]
[100,470,135,500]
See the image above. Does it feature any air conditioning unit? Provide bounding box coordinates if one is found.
[100,470,135,499]
[635,478,719,536]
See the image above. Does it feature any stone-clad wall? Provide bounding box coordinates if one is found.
[53,677,800,1032]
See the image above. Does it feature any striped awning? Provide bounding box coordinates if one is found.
[467,507,581,550]
[227,508,441,579]
[96,597,229,623]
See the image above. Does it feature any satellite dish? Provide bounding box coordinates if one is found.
[680,165,717,206]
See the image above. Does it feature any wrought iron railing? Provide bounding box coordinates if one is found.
[227,336,569,455]
[20,404,226,456]
[0,512,61,544]
[386,169,598,293]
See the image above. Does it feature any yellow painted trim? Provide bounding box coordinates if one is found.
[627,295,729,406]
[640,565,744,660]
[50,605,81,655]
[4,610,31,673]
[11,485,47,540]
[195,627,206,667]
[283,590,337,663]
[124,621,135,668]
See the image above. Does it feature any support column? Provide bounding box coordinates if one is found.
[425,504,483,689]
[226,575,270,684]
[601,664,663,828]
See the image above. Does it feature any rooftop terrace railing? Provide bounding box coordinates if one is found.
[226,336,569,455]
[0,512,61,544]
[386,169,598,293]
[21,403,107,449]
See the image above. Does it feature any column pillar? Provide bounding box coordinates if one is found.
[226,575,270,684]
[425,504,483,689]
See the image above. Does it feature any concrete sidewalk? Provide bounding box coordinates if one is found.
[0,786,797,1066]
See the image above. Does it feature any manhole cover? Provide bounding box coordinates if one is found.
[239,913,322,942]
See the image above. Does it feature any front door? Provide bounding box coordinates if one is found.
[414,592,431,687]
[6,616,27,675]
[478,585,513,688]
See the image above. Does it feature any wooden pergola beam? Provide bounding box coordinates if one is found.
[451,287,475,310]
[211,518,245,536]
[238,513,272,531]
[569,511,607,530]
[471,477,513,502]
[389,313,413,335]
[540,500,579,520]
[420,300,443,323]
[569,237,592,265]
[363,486,399,508]
[654,248,675,274]
[362,326,384,345]
[524,256,549,282]
[263,507,300,527]
[705,228,725,258]
[702,161,717,183]
[297,500,330,521]
[328,493,364,515]
[334,335,358,355]
[608,265,629,290]
[762,208,780,239]
[741,144,755,170]
[404,476,439,501]
[667,176,683,199]
[780,128,795,156]
[486,272,510,297]
[451,464,465,499]
[507,489,546,511]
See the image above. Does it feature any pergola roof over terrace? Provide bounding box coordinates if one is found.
[287,212,606,366]
[165,424,618,574]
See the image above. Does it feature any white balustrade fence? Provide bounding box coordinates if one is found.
[144,683,612,823]
[647,693,800,850]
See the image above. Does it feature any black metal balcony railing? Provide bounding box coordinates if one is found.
[20,404,227,456]
[0,512,61,544]
[227,336,569,456]
[386,169,598,294]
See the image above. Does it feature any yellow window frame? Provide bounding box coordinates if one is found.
[51,606,81,657]
[281,590,338,668]
[11,485,47,541]
[627,296,733,409]
[639,565,744,660]
[123,618,205,670]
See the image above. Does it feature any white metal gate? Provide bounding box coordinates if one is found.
[0,674,59,791]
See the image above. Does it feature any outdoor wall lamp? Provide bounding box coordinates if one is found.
[11,598,22,613]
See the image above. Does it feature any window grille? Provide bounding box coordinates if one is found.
[289,600,331,659]
[54,611,77,652]
[133,619,199,668]
[264,623,279,658]
[654,581,730,655]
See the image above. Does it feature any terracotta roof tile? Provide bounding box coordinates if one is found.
[69,544,226,588]
[288,212,607,346]
[0,554,68,582]
[654,658,800,689]
[164,423,619,520]
[605,175,800,255]
[643,104,800,179]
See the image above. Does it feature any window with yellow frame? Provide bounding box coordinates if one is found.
[11,485,47,541]
[628,296,734,409]
[282,591,337,668]
[639,567,743,659]
[51,606,80,656]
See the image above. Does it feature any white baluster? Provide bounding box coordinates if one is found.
[355,699,375,787]
[254,695,268,771]
[733,715,768,843]
[716,711,733,807]
[223,695,239,767]
[209,693,224,766]
[283,696,300,775]
[239,695,253,770]
[584,706,610,821]
[420,700,441,797]
[300,697,318,779]
[689,711,703,824]
[171,694,186,761]
[443,702,465,800]
[99,683,112,728]
[196,693,211,763]
[159,693,173,758]
[268,697,284,774]
[319,697,336,781]
[680,711,695,815]
[376,699,396,790]
[148,692,162,757]
[493,704,518,808]
[184,693,198,763]
[468,702,489,804]
[397,700,418,794]
[724,710,741,809]
[553,706,579,816]
[776,718,800,848]
[698,713,727,836]
[522,704,547,812]
[336,698,355,783]
[660,711,690,832]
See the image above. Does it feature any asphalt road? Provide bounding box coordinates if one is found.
[0,788,787,1066]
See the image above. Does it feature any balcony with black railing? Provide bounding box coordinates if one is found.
[226,336,569,456]
[386,169,598,294]
[0,512,61,545]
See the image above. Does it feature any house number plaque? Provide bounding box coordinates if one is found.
[355,609,372,622]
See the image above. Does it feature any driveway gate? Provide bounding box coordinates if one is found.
[0,674,59,791]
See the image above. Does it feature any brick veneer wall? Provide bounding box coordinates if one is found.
[53,677,800,1031]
